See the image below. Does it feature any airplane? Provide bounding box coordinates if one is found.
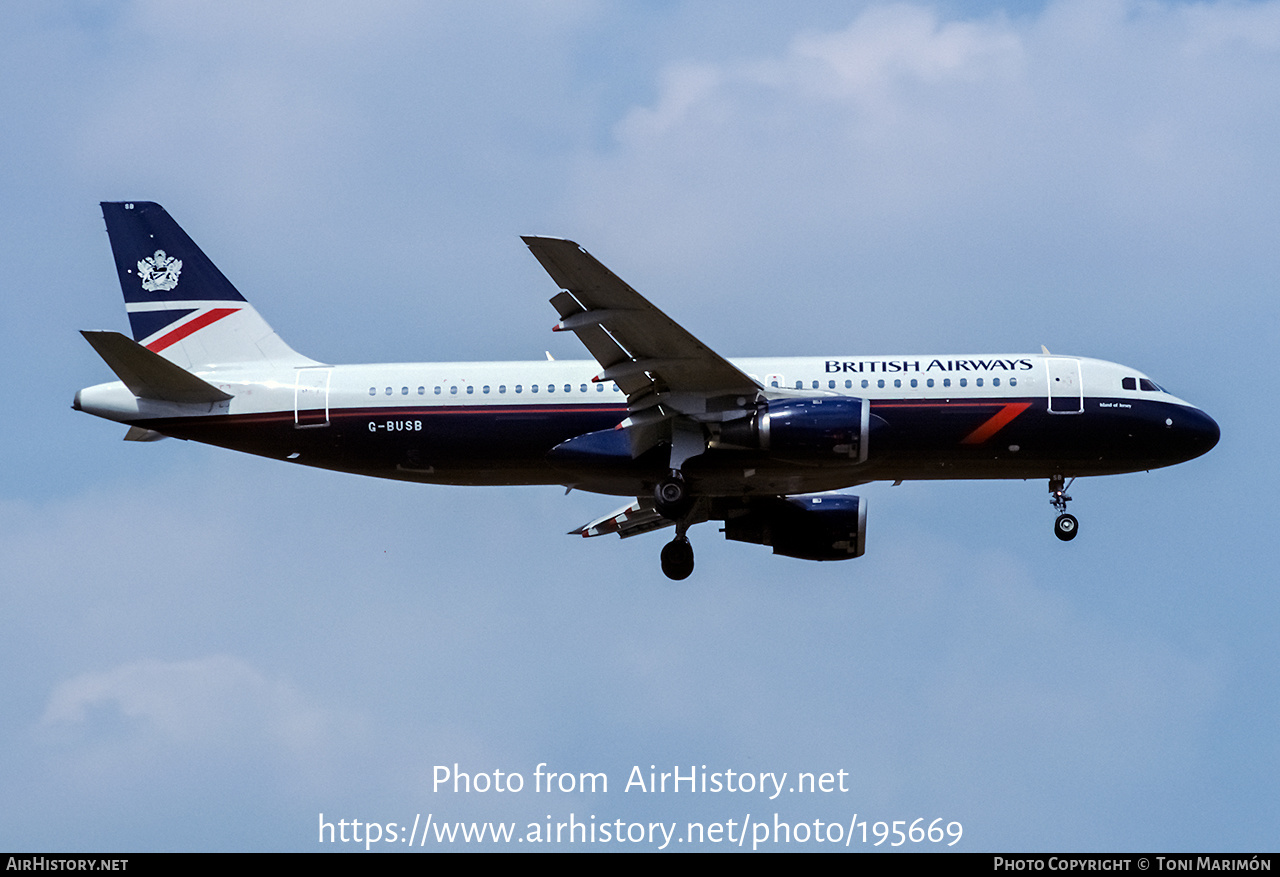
[74,202,1219,580]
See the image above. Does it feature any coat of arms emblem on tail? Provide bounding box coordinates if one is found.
[137,249,182,292]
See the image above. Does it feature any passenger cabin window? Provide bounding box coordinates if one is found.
[385,387,392,396]
[499,385,506,394]
[418,386,425,395]
[466,386,474,394]
[434,386,441,395]
[959,378,967,387]
[861,380,869,389]
[596,384,603,392]
[368,387,376,396]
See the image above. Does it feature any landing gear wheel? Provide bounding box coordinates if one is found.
[1054,513,1079,541]
[654,474,693,520]
[660,536,695,580]
[1048,475,1078,542]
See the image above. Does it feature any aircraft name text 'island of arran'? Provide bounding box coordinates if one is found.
[75,203,1219,579]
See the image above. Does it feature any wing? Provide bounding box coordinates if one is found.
[571,498,673,539]
[523,236,760,400]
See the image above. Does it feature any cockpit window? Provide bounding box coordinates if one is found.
[1140,379,1163,392]
[1122,377,1137,391]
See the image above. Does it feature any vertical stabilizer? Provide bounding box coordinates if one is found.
[100,202,316,370]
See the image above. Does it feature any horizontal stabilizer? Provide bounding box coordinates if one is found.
[81,330,233,404]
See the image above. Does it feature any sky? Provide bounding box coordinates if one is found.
[1,0,1276,853]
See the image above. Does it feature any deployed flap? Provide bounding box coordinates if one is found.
[522,237,759,400]
[123,426,166,442]
[571,498,673,539]
[81,330,233,404]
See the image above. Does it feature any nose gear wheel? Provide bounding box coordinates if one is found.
[1054,513,1078,541]
[1049,475,1078,541]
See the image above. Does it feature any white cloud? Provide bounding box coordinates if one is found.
[1181,0,1280,54]
[787,4,1024,97]
[616,63,725,142]
[41,655,331,754]
[569,0,1280,348]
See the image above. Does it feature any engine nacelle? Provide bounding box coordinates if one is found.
[723,494,867,561]
[717,398,869,462]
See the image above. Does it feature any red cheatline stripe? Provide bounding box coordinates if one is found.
[961,402,1032,445]
[145,308,241,353]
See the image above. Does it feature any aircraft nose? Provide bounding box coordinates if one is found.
[1168,406,1219,461]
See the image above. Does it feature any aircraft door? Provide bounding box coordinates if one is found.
[295,367,332,427]
[1046,358,1083,414]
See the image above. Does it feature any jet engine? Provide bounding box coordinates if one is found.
[716,398,870,463]
[723,494,866,560]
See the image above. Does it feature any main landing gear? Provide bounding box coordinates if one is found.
[656,471,697,580]
[1049,475,1078,541]
[661,532,695,581]
[654,471,694,519]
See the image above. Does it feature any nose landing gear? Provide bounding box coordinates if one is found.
[1049,475,1078,541]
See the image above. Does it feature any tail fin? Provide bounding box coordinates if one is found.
[100,202,315,370]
